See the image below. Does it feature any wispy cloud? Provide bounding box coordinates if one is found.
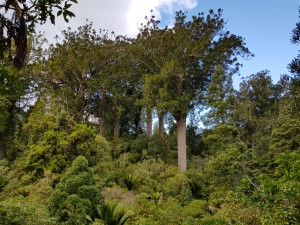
[37,0,198,42]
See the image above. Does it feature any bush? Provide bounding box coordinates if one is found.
[124,175,135,191]
[24,122,111,179]
[49,156,101,225]
[0,196,53,225]
[184,200,208,218]
[97,201,130,225]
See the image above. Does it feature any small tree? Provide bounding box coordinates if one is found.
[49,156,101,225]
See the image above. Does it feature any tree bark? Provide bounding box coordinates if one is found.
[99,116,105,137]
[134,106,142,135]
[177,115,187,172]
[159,114,164,139]
[13,15,27,68]
[114,113,120,141]
[0,143,5,160]
[146,109,152,138]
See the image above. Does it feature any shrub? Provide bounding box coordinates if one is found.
[49,156,101,225]
[124,175,135,191]
[97,201,130,225]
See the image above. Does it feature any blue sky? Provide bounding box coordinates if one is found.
[159,0,300,87]
[37,0,300,88]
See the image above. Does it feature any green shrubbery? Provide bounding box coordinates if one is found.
[49,156,101,225]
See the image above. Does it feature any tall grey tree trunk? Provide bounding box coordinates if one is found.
[177,115,187,172]
[146,109,152,138]
[99,116,105,137]
[159,114,164,139]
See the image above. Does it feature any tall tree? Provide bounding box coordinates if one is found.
[232,71,278,152]
[204,65,235,127]
[39,24,113,122]
[135,14,170,138]
[288,8,300,115]
[0,65,30,159]
[141,10,251,171]
[90,35,141,140]
[289,7,300,78]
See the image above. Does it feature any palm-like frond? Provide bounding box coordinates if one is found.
[98,202,130,225]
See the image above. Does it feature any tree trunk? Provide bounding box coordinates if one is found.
[159,114,164,139]
[13,15,27,68]
[114,113,120,141]
[99,116,105,137]
[177,115,187,172]
[134,106,142,136]
[0,143,5,159]
[146,109,152,138]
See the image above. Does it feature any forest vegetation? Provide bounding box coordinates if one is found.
[0,1,300,224]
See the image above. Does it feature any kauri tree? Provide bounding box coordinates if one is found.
[142,10,252,171]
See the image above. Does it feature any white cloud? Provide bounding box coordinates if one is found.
[37,0,198,42]
[126,0,161,35]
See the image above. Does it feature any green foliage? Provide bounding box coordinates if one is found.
[271,117,300,153]
[184,199,208,219]
[138,9,252,171]
[49,156,101,225]
[123,175,135,191]
[130,135,148,159]
[0,66,28,158]
[186,125,204,156]
[237,148,300,224]
[289,7,300,78]
[1,5,300,225]
[200,217,229,225]
[185,169,208,199]
[0,196,53,225]
[163,172,193,206]
[128,134,168,161]
[0,67,12,134]
[22,106,59,145]
[204,144,248,194]
[231,71,279,152]
[23,110,111,178]
[143,197,195,225]
[0,0,77,67]
[205,65,235,126]
[97,202,130,225]
[124,158,164,194]
[148,134,167,158]
[0,160,9,191]
[202,124,240,155]
[0,196,35,225]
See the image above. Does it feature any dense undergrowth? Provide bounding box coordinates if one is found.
[0,108,299,224]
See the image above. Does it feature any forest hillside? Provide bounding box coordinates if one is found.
[0,1,300,224]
